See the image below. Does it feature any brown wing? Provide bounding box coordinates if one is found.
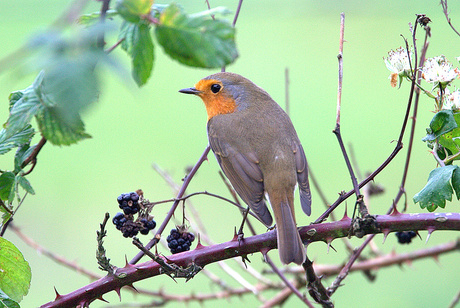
[208,124,273,227]
[293,141,312,216]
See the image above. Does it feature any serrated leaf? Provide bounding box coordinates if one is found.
[116,0,153,23]
[422,110,457,142]
[0,238,31,303]
[413,165,458,211]
[0,173,15,202]
[36,107,91,146]
[16,176,34,196]
[127,23,154,86]
[4,73,45,140]
[155,3,238,68]
[0,289,20,308]
[0,125,35,155]
[14,143,35,172]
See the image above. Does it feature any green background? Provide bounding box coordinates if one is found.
[1,0,459,307]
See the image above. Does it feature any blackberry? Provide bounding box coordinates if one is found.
[166,227,195,254]
[112,212,127,230]
[395,231,417,244]
[117,192,140,215]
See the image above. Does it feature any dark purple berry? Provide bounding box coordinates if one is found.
[140,228,149,235]
[146,220,156,230]
[168,239,178,249]
[130,192,139,202]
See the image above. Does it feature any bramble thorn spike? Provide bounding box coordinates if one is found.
[114,287,122,301]
[126,283,138,293]
[426,228,435,244]
[390,202,400,216]
[97,296,109,303]
[382,229,390,244]
[415,231,422,241]
[54,287,61,300]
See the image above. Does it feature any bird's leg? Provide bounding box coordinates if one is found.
[237,206,250,241]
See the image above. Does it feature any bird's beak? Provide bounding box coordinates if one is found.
[179,87,202,95]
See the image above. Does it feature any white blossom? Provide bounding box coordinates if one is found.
[384,47,413,87]
[421,55,459,87]
[442,88,460,111]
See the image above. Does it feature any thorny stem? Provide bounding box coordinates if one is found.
[327,15,429,296]
[129,146,211,264]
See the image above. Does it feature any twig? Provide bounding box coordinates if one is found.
[21,137,47,171]
[441,0,460,37]
[130,146,210,264]
[332,15,361,200]
[265,256,314,307]
[449,288,460,308]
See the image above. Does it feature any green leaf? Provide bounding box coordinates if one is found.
[422,110,457,142]
[16,176,34,196]
[0,125,35,155]
[0,289,20,308]
[0,238,31,303]
[4,73,45,140]
[155,3,238,68]
[36,107,91,146]
[451,166,460,200]
[116,0,153,23]
[0,173,15,203]
[14,143,35,172]
[436,112,460,159]
[119,22,154,86]
[413,165,458,211]
[0,207,12,231]
[78,10,119,26]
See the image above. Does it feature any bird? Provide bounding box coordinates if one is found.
[179,72,311,265]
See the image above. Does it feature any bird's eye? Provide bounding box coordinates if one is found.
[210,84,221,93]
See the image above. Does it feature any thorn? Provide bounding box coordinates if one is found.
[232,226,238,241]
[382,229,391,244]
[326,238,333,253]
[241,254,251,268]
[125,283,138,293]
[432,254,441,266]
[260,248,270,262]
[195,234,205,249]
[390,203,400,216]
[54,287,61,300]
[426,228,435,243]
[415,230,422,241]
[97,296,109,303]
[114,287,122,301]
[341,204,349,220]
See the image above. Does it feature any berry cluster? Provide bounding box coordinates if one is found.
[112,192,156,237]
[395,231,417,244]
[166,228,195,254]
[118,192,140,215]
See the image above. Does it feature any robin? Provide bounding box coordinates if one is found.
[179,72,311,265]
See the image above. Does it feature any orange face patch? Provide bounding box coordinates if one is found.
[194,79,237,120]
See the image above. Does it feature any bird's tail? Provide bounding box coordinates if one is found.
[272,198,305,265]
